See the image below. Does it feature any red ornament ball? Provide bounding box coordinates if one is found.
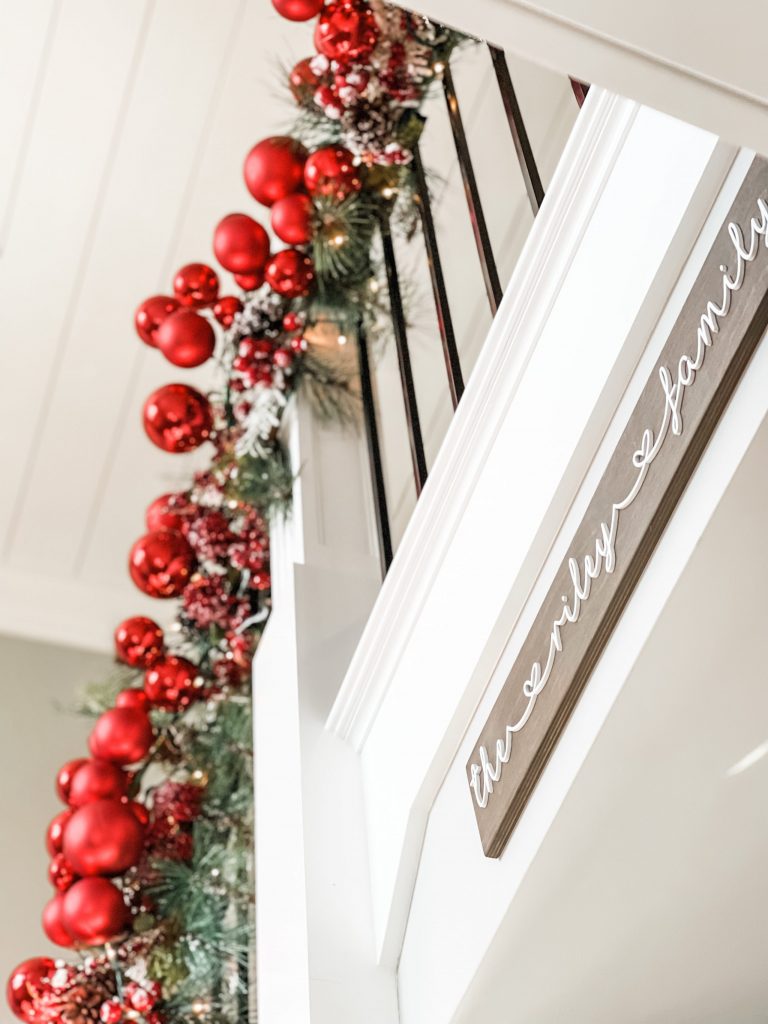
[244,137,308,207]
[156,309,215,369]
[114,616,164,668]
[143,383,212,454]
[172,263,219,308]
[89,708,154,766]
[128,529,196,598]
[7,958,56,1021]
[63,799,145,877]
[99,1001,123,1024]
[55,758,88,804]
[68,759,128,808]
[213,213,270,274]
[289,57,322,104]
[134,295,180,348]
[115,688,150,713]
[272,0,323,20]
[124,982,160,1015]
[303,146,361,200]
[265,249,315,298]
[144,656,201,711]
[61,878,128,946]
[213,295,243,328]
[271,193,314,245]
[315,0,378,62]
[42,896,74,948]
[125,800,150,827]
[48,853,78,893]
[46,810,72,857]
[234,270,264,292]
[145,492,189,534]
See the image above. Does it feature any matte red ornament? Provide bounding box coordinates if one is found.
[172,263,219,308]
[114,616,165,668]
[128,529,196,598]
[303,146,361,200]
[42,896,74,948]
[213,213,270,274]
[315,0,378,61]
[48,853,78,893]
[89,708,154,766]
[134,295,180,348]
[68,760,128,808]
[156,309,215,368]
[289,57,322,104]
[213,295,243,328]
[46,810,72,857]
[244,137,308,207]
[115,688,150,713]
[265,249,315,298]
[142,383,212,454]
[234,270,264,292]
[271,193,314,245]
[7,958,56,1021]
[55,758,88,804]
[272,0,323,20]
[144,656,201,711]
[61,878,128,946]
[63,799,145,877]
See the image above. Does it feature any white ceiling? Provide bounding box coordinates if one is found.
[0,1,576,653]
[453,413,768,1021]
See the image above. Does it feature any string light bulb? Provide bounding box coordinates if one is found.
[338,334,348,346]
[433,61,445,74]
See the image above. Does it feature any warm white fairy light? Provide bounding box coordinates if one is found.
[338,334,348,346]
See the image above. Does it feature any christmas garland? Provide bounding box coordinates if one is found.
[6,4,465,1024]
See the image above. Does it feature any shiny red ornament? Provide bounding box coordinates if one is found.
[55,758,88,804]
[271,193,314,245]
[213,213,270,274]
[7,958,56,1020]
[156,309,215,368]
[272,0,323,20]
[289,57,322,104]
[134,295,180,348]
[63,799,145,877]
[114,616,165,668]
[315,0,378,61]
[145,492,189,534]
[61,878,128,946]
[124,982,160,1015]
[244,137,308,207]
[213,295,243,328]
[265,249,315,298]
[99,1001,123,1024]
[144,656,201,711]
[125,800,150,827]
[68,759,128,808]
[172,263,219,308]
[234,270,264,291]
[282,311,304,332]
[128,529,196,598]
[142,383,212,454]
[303,146,362,200]
[42,896,74,948]
[89,708,154,766]
[48,853,78,893]
[46,810,72,857]
[115,688,150,713]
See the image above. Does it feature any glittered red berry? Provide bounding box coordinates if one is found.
[271,192,314,245]
[134,295,180,347]
[156,309,215,368]
[114,616,165,668]
[213,295,243,328]
[282,311,303,332]
[99,1000,123,1024]
[303,146,361,200]
[213,213,270,274]
[265,249,315,298]
[172,263,219,308]
[244,137,308,207]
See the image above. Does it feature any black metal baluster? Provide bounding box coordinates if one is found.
[570,78,590,107]
[380,213,429,495]
[488,45,545,217]
[412,142,464,409]
[357,320,393,576]
[441,60,503,315]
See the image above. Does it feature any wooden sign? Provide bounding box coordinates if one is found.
[467,158,768,858]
